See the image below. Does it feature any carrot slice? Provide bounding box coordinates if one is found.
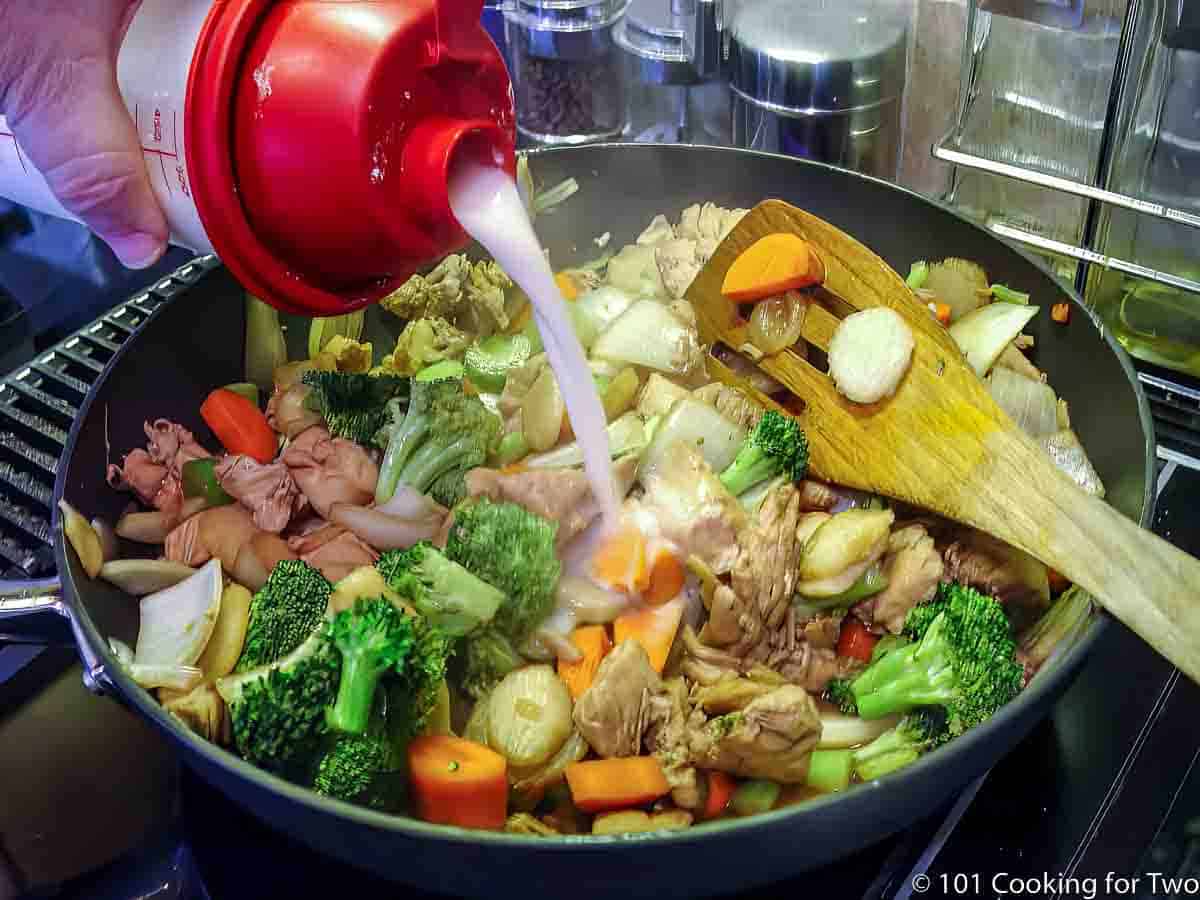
[554,272,580,301]
[702,771,737,820]
[836,618,879,662]
[565,756,670,813]
[644,550,686,605]
[592,525,648,595]
[557,625,613,700]
[408,735,508,830]
[200,388,277,463]
[613,596,684,673]
[721,233,825,303]
[1051,302,1071,324]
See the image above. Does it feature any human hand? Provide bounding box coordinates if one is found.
[0,0,168,269]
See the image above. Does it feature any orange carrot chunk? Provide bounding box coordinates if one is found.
[1051,302,1071,324]
[565,756,670,813]
[554,271,580,301]
[721,233,825,303]
[613,596,684,673]
[558,625,613,700]
[592,524,648,595]
[408,735,508,830]
[644,550,686,605]
[200,388,277,463]
[702,771,738,820]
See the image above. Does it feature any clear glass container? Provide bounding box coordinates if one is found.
[1087,4,1200,376]
[941,2,1127,260]
[503,0,630,145]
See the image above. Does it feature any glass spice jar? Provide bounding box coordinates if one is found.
[503,0,630,144]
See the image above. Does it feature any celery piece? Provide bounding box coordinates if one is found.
[990,284,1031,305]
[415,360,465,382]
[730,779,780,816]
[806,749,853,793]
[906,261,929,291]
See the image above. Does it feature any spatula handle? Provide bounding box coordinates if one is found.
[975,435,1200,684]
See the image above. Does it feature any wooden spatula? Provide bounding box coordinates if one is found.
[686,200,1200,683]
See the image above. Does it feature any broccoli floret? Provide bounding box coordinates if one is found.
[385,621,452,743]
[718,410,810,497]
[427,467,469,508]
[235,560,332,672]
[824,678,858,715]
[458,627,524,700]
[326,597,420,735]
[373,378,501,505]
[301,370,409,445]
[445,498,561,645]
[852,709,947,782]
[229,633,341,781]
[377,543,505,637]
[312,731,404,811]
[848,583,1023,736]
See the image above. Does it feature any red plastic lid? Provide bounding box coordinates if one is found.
[185,0,516,316]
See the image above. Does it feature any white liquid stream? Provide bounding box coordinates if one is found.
[448,162,618,525]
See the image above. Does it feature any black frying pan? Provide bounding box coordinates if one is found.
[8,145,1156,898]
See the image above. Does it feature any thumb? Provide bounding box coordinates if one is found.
[9,62,168,269]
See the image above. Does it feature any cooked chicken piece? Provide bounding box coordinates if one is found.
[676,203,749,264]
[643,677,702,809]
[800,612,844,651]
[796,479,839,512]
[655,239,702,300]
[856,524,943,634]
[106,449,167,506]
[690,668,786,715]
[145,419,211,475]
[281,426,378,518]
[215,455,307,533]
[705,483,803,653]
[691,383,764,431]
[636,214,675,246]
[573,639,663,759]
[683,623,855,694]
[165,505,259,568]
[940,530,1050,627]
[288,522,379,582]
[640,441,745,575]
[690,684,821,783]
[163,683,229,744]
[465,456,638,548]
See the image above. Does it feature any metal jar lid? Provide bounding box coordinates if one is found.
[505,0,630,60]
[615,0,722,85]
[728,0,907,114]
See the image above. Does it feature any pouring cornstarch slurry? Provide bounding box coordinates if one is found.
[448,160,619,526]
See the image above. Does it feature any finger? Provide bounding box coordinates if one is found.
[11,60,168,269]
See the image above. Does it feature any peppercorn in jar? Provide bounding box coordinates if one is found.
[503,0,629,144]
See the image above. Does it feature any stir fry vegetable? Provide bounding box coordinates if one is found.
[88,193,1102,839]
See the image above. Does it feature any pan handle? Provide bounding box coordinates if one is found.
[0,577,115,696]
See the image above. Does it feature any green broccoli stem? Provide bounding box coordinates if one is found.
[403,433,482,493]
[851,617,957,719]
[807,749,853,793]
[852,728,922,782]
[719,446,779,498]
[326,653,387,735]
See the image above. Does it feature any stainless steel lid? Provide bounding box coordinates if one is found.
[728,0,907,113]
[505,0,630,60]
[506,0,630,32]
